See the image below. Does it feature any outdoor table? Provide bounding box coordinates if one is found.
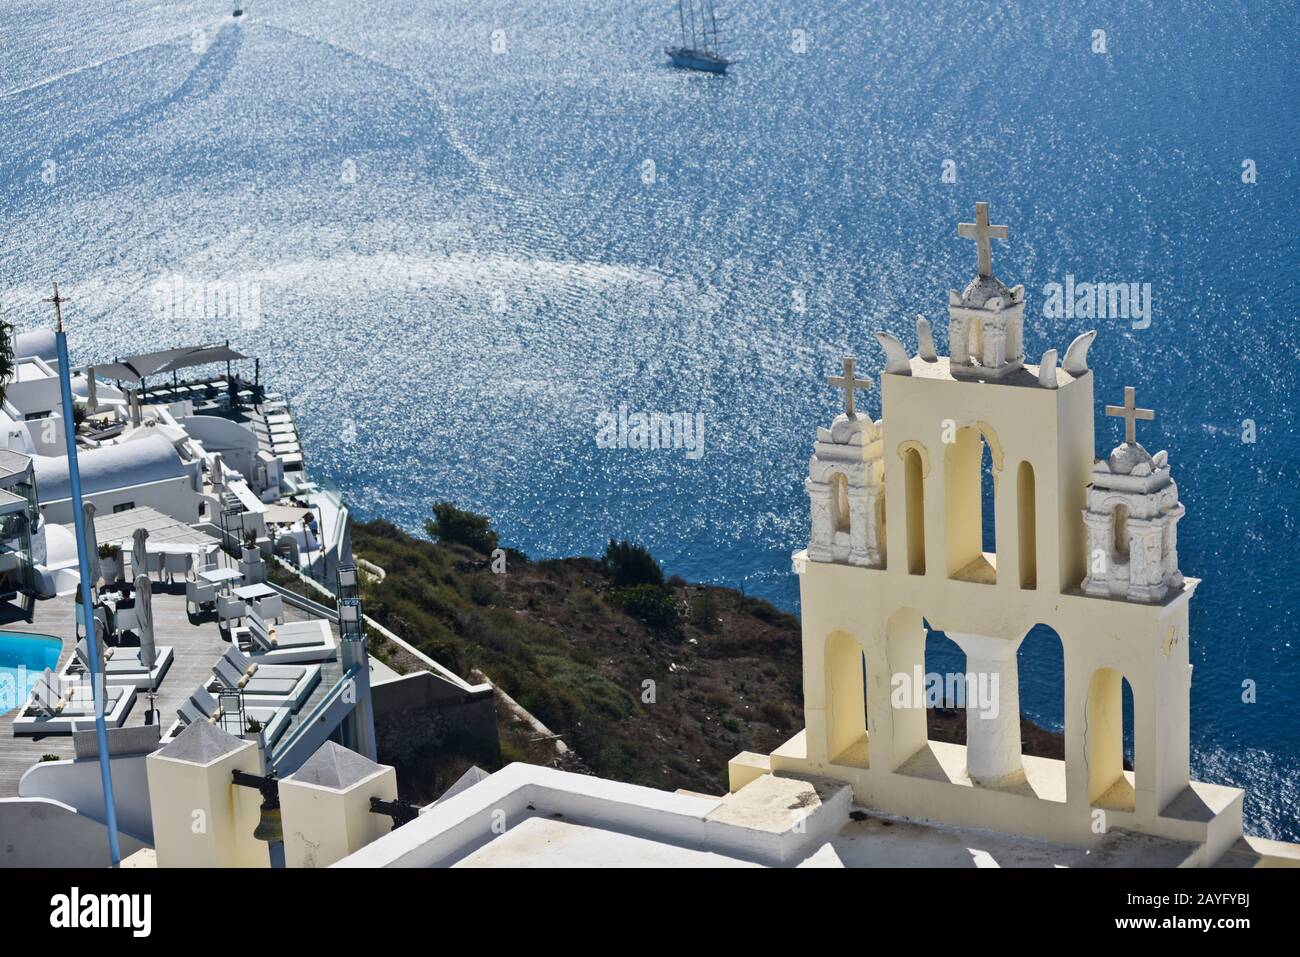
[199,567,243,595]
[232,583,276,601]
[146,542,202,555]
[199,568,243,584]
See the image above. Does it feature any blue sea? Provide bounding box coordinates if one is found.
[0,1,1295,840]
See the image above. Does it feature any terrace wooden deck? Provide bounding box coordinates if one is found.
[0,585,339,796]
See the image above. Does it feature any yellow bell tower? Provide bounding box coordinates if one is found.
[737,203,1245,863]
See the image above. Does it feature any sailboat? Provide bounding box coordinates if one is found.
[664,0,732,74]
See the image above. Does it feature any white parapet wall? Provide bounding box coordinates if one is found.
[0,797,147,867]
[334,764,852,868]
[19,753,154,843]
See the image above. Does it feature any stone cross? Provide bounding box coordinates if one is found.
[1106,385,1155,446]
[957,202,1009,278]
[43,281,69,333]
[828,356,873,419]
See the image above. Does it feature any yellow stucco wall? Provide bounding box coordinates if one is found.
[760,355,1242,860]
[279,766,398,869]
[145,739,270,868]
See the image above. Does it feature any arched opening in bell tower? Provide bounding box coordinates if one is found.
[904,446,926,574]
[980,441,997,555]
[1015,624,1066,802]
[946,426,997,584]
[922,623,968,745]
[830,472,851,537]
[1018,461,1037,589]
[824,630,869,768]
[1085,667,1137,811]
[1112,504,1131,563]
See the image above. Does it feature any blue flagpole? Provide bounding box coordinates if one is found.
[47,283,121,867]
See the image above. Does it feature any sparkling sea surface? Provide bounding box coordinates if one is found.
[0,1,1296,839]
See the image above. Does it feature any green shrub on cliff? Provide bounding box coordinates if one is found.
[425,502,499,556]
[606,583,682,635]
[601,539,663,587]
[352,507,809,798]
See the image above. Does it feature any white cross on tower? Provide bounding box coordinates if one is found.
[957,202,1009,278]
[828,356,873,419]
[1105,385,1155,446]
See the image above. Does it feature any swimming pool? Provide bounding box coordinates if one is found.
[0,632,63,715]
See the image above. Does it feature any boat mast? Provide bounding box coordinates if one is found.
[704,0,720,54]
[677,0,687,47]
[686,0,698,49]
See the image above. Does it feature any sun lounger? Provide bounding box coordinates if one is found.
[13,669,136,736]
[62,638,173,690]
[208,654,320,709]
[177,687,290,746]
[247,610,318,647]
[239,609,336,663]
[219,645,309,682]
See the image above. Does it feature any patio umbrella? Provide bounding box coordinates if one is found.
[89,619,109,678]
[83,502,102,593]
[85,366,98,412]
[210,453,225,493]
[135,575,156,672]
[132,527,150,580]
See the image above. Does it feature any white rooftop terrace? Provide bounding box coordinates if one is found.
[0,586,344,798]
[337,764,1286,868]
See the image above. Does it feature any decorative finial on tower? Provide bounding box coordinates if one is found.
[1105,385,1155,446]
[1062,329,1097,376]
[1037,349,1058,389]
[875,331,912,375]
[43,281,69,333]
[957,202,1008,278]
[827,356,873,419]
[916,315,938,362]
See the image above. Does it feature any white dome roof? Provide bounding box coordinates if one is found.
[33,433,186,503]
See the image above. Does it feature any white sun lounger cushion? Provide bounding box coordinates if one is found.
[213,656,308,697]
[220,646,305,682]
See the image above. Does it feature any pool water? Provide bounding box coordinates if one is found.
[0,632,63,715]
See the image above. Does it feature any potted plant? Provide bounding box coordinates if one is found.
[240,530,266,584]
[98,543,123,581]
[243,717,264,747]
[241,530,261,564]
